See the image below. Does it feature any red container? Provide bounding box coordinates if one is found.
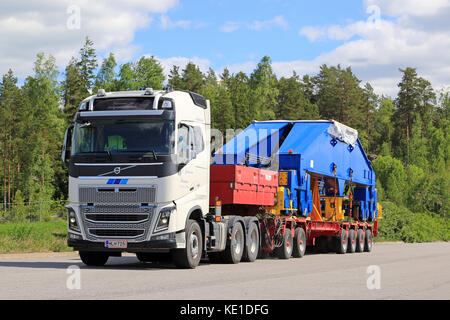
[210,165,278,206]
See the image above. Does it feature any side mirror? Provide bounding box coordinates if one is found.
[178,163,186,171]
[61,126,73,166]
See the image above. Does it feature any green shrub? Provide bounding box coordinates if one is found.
[377,201,449,242]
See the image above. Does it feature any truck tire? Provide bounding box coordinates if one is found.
[242,222,259,263]
[171,219,203,269]
[356,229,365,253]
[276,228,293,259]
[221,221,244,264]
[293,227,306,258]
[347,229,356,253]
[79,252,109,266]
[335,229,348,254]
[364,229,373,252]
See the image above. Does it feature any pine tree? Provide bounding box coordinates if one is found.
[94,53,118,92]
[276,72,319,121]
[249,56,278,121]
[394,67,421,162]
[77,37,98,92]
[134,56,165,90]
[21,53,65,212]
[62,38,98,121]
[181,62,205,92]
[168,65,183,90]
[229,72,252,129]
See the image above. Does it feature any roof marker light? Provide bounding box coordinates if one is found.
[97,89,106,97]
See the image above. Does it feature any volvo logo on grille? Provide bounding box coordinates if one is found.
[114,167,121,175]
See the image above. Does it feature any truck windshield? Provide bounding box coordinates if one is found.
[71,120,175,155]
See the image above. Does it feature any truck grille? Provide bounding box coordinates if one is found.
[79,202,155,242]
[81,205,151,223]
[79,186,156,204]
[89,229,145,237]
[85,214,148,222]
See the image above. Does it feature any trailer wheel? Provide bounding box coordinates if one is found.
[221,221,244,264]
[276,228,293,259]
[356,229,365,253]
[79,252,109,266]
[347,229,356,253]
[335,229,348,254]
[293,227,306,258]
[242,223,259,263]
[364,229,373,252]
[171,219,203,269]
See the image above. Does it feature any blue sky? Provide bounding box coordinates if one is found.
[1,0,450,96]
[134,0,366,67]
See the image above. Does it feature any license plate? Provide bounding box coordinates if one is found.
[105,240,128,249]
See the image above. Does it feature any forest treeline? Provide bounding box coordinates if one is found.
[0,38,448,241]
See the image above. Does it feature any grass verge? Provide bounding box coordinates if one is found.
[0,220,72,254]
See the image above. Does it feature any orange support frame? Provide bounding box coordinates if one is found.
[309,177,322,221]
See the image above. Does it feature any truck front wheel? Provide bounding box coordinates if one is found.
[79,252,109,266]
[171,219,203,269]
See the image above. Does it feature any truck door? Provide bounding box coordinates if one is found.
[176,123,208,206]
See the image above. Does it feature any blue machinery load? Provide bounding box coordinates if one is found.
[213,120,379,222]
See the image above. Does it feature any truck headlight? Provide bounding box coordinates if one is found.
[154,207,175,233]
[67,208,80,232]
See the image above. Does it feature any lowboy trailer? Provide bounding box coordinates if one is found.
[62,89,381,268]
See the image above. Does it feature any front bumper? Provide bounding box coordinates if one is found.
[68,237,177,253]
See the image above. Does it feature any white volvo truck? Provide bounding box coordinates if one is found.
[63,89,240,269]
[62,88,378,269]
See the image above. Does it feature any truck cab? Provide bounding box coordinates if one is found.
[63,88,212,268]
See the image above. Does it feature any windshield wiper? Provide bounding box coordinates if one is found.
[79,151,112,161]
[116,150,158,160]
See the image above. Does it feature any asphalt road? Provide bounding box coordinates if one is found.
[0,242,448,300]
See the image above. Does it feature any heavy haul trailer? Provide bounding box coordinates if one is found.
[62,89,380,268]
[210,120,381,259]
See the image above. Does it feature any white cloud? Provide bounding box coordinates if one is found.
[292,0,450,96]
[364,0,450,16]
[155,56,212,77]
[220,15,289,33]
[159,14,191,30]
[250,15,289,31]
[299,26,327,42]
[221,61,257,75]
[0,0,178,77]
[220,21,242,33]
